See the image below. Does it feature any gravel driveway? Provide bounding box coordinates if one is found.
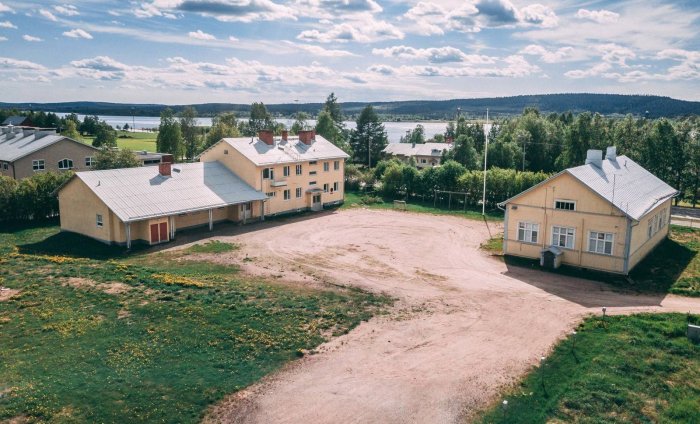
[186,208,700,424]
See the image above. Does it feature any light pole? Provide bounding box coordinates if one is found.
[482,108,489,216]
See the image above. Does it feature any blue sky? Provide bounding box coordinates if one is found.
[0,0,698,104]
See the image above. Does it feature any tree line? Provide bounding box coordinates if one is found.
[0,172,73,222]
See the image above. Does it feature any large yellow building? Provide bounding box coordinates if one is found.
[58,130,348,247]
[498,147,677,274]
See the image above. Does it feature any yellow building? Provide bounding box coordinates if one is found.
[382,142,452,169]
[498,147,677,274]
[200,130,349,216]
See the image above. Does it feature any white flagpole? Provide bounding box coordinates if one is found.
[482,108,490,216]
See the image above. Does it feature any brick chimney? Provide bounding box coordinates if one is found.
[258,130,274,145]
[281,130,288,141]
[159,162,172,177]
[298,129,316,145]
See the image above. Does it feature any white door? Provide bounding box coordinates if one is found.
[311,194,322,211]
[242,202,252,219]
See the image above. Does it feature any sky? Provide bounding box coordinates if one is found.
[0,0,698,104]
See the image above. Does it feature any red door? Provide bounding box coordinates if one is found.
[159,222,168,242]
[150,223,159,244]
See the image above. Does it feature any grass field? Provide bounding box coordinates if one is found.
[342,191,503,221]
[0,223,390,423]
[79,131,158,152]
[478,313,700,423]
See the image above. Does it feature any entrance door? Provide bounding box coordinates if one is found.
[150,222,169,244]
[150,223,159,244]
[311,194,322,211]
[242,202,252,219]
[159,222,168,242]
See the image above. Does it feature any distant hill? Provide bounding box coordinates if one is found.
[1,94,698,119]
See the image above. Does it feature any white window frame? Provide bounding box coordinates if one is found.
[588,231,614,255]
[309,160,317,165]
[296,187,302,198]
[333,182,339,192]
[283,166,290,177]
[283,189,291,200]
[58,158,73,170]
[552,226,576,249]
[554,199,576,211]
[323,162,329,172]
[323,183,329,193]
[2,162,7,170]
[517,222,539,244]
[96,214,103,228]
[85,156,94,167]
[33,159,45,171]
[265,191,276,197]
[309,170,317,176]
[334,160,339,171]
[295,164,302,175]
[263,167,274,180]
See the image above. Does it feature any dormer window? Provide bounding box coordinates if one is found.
[554,200,576,211]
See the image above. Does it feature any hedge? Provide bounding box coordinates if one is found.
[0,172,73,222]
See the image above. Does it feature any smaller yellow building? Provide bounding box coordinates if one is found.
[200,130,349,216]
[498,147,677,274]
[382,142,452,169]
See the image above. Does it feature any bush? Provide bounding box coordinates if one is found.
[0,172,72,222]
[359,194,383,205]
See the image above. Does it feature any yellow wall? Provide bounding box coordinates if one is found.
[503,172,630,273]
[200,140,346,216]
[628,198,672,270]
[12,139,98,179]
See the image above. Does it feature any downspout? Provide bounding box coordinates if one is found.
[126,222,132,250]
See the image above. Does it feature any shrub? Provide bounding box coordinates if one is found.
[0,172,72,222]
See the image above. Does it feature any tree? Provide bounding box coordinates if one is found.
[62,120,80,140]
[205,113,239,148]
[80,115,100,136]
[248,102,273,135]
[446,134,479,170]
[291,111,309,135]
[324,92,343,124]
[123,122,130,132]
[93,122,117,148]
[93,149,140,170]
[179,106,199,160]
[156,108,184,159]
[349,105,388,167]
[401,125,425,144]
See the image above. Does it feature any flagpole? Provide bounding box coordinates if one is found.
[482,108,489,216]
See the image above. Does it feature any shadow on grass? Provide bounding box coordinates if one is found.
[630,236,698,295]
[17,231,143,260]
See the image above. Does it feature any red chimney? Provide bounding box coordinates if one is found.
[258,130,274,145]
[159,162,172,177]
[298,129,315,145]
[161,154,174,164]
[281,130,288,141]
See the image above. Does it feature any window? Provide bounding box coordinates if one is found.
[58,158,73,170]
[295,164,302,175]
[323,162,329,172]
[296,187,302,198]
[32,160,45,171]
[283,166,290,177]
[309,160,317,165]
[588,231,613,255]
[421,159,427,163]
[333,182,339,192]
[96,214,103,228]
[2,163,7,170]
[517,222,539,243]
[552,226,575,249]
[334,160,339,170]
[265,191,276,197]
[263,168,274,180]
[309,181,317,186]
[310,170,317,176]
[224,149,229,155]
[85,157,94,167]
[648,209,668,239]
[283,189,291,200]
[323,183,329,193]
[554,200,576,211]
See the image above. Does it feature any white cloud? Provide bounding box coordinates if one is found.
[63,28,93,39]
[22,34,43,42]
[596,43,635,66]
[188,29,216,40]
[54,4,80,16]
[520,44,575,63]
[0,56,45,70]
[0,2,13,13]
[372,45,495,64]
[368,54,539,78]
[39,9,58,21]
[0,20,16,28]
[292,0,381,19]
[0,36,7,41]
[135,0,296,23]
[228,35,238,42]
[282,41,357,57]
[520,4,558,28]
[576,9,619,24]
[297,17,404,43]
[564,62,612,79]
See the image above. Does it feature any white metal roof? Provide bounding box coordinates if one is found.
[0,128,96,162]
[500,154,677,221]
[382,142,452,157]
[72,161,266,223]
[219,134,349,166]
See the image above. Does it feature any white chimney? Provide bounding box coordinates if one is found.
[605,146,617,161]
[585,149,603,167]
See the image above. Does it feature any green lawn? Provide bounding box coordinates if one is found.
[0,223,390,423]
[79,131,158,152]
[477,313,700,423]
[342,191,504,221]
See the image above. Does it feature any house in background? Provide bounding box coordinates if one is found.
[132,150,173,166]
[0,126,99,179]
[382,142,452,169]
[498,147,677,275]
[200,129,348,216]
[2,116,34,127]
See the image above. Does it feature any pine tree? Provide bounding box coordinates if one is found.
[349,105,387,167]
[179,106,199,160]
[156,108,184,159]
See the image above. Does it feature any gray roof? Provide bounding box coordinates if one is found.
[0,128,97,162]
[500,154,677,221]
[383,142,452,157]
[2,116,31,126]
[71,161,266,223]
[217,134,349,166]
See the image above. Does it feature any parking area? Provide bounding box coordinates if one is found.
[170,208,700,424]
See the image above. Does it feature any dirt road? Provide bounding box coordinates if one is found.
[178,208,700,424]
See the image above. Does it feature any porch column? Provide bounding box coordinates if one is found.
[243,204,247,225]
[169,216,176,239]
[260,200,265,221]
[126,223,131,249]
[208,209,213,231]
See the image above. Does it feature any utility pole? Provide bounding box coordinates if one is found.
[368,137,371,168]
[482,108,489,216]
